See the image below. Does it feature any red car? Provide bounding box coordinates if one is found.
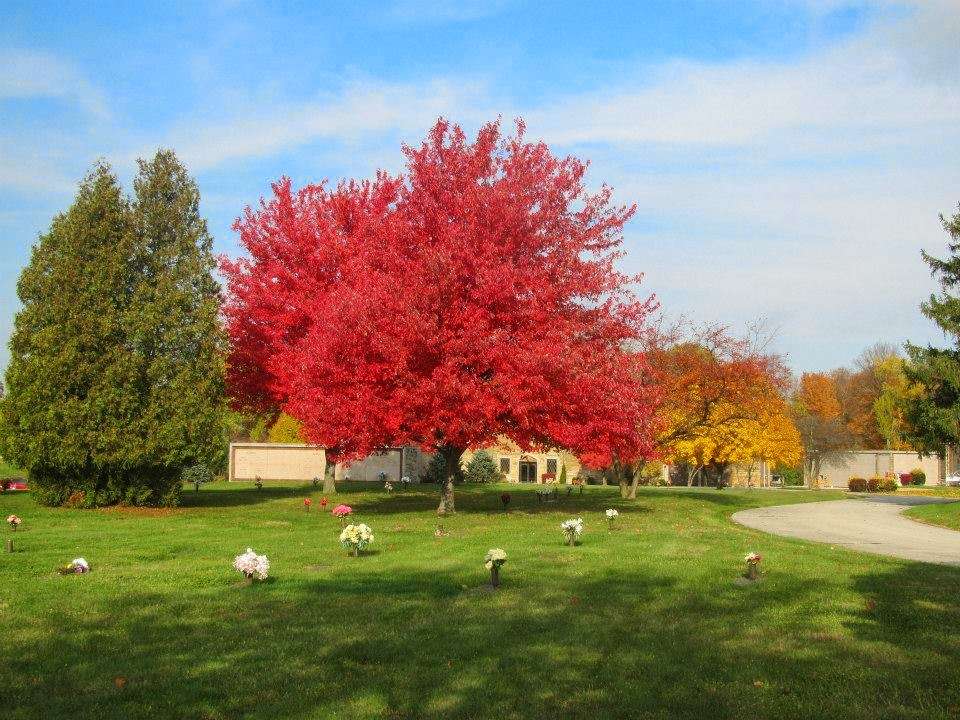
[2,480,27,491]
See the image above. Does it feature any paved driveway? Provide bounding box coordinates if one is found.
[731,495,960,566]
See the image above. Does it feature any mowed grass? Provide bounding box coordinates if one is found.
[0,457,24,478]
[3,482,960,720]
[905,500,960,531]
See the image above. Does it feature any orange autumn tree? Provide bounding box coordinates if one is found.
[727,396,803,484]
[663,372,801,487]
[797,373,841,421]
[792,372,851,485]
[617,323,800,493]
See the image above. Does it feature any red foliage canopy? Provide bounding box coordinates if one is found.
[222,119,660,469]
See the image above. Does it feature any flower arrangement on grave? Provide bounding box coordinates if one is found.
[57,557,90,575]
[339,523,374,556]
[484,548,507,587]
[233,548,270,581]
[605,508,619,529]
[561,517,584,546]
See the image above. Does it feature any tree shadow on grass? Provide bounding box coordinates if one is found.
[11,559,960,720]
[348,486,658,519]
[180,483,316,508]
[181,483,818,518]
[848,561,960,664]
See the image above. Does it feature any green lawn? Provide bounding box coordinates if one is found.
[0,457,24,478]
[3,482,960,719]
[905,501,960,531]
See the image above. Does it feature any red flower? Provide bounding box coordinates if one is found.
[320,497,328,508]
[304,498,312,510]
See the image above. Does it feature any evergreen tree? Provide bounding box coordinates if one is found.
[1,153,225,506]
[125,150,226,477]
[904,205,960,454]
[463,450,497,483]
[2,163,135,505]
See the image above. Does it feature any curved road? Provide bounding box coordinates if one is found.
[732,495,960,566]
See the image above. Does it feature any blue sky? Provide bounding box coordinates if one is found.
[1,0,958,373]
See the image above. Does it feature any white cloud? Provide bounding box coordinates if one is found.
[145,78,498,172]
[510,0,960,369]
[0,49,110,119]
[1,0,956,370]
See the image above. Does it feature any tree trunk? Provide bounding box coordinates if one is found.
[627,460,645,500]
[618,462,635,499]
[716,463,728,489]
[323,464,336,494]
[437,444,463,515]
[611,462,630,499]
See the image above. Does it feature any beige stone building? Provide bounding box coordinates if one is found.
[334,447,430,483]
[816,450,941,488]
[228,442,327,481]
[461,438,582,484]
[230,437,583,484]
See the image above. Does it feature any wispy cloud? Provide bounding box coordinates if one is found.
[0,49,110,119]
[0,0,956,370]
[142,78,499,172]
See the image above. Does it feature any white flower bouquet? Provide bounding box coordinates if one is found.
[484,548,507,570]
[744,551,762,580]
[57,557,90,575]
[384,481,394,493]
[484,548,507,587]
[233,547,270,581]
[605,508,619,528]
[340,523,374,556]
[561,517,584,546]
[7,514,21,530]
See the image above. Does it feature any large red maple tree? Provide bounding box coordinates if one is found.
[223,119,660,512]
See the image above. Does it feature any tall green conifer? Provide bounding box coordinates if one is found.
[904,205,960,454]
[1,153,225,506]
[125,150,226,474]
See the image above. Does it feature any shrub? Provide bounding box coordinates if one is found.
[848,477,867,492]
[463,450,498,484]
[776,465,803,486]
[911,468,926,486]
[28,465,182,508]
[899,473,913,486]
[181,463,213,492]
[420,452,464,485]
[558,463,568,485]
[875,476,898,492]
